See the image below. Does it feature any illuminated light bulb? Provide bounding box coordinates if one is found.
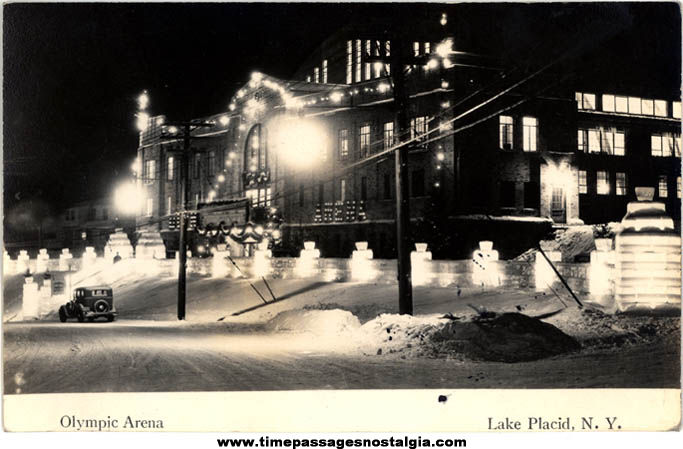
[440,13,447,26]
[377,83,390,93]
[226,160,232,167]
[255,225,264,235]
[434,182,441,188]
[156,117,165,126]
[436,164,442,170]
[218,174,225,182]
[251,71,263,82]
[272,229,281,240]
[229,103,236,111]
[270,207,277,214]
[443,58,453,69]
[427,58,439,70]
[168,126,178,134]
[441,101,450,109]
[219,115,229,126]
[239,124,246,131]
[330,92,343,103]
[137,91,149,110]
[136,112,150,131]
[436,39,453,58]
[437,152,445,161]
[229,152,236,159]
[441,80,449,89]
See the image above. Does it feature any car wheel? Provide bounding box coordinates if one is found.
[93,300,110,314]
[77,307,85,323]
[58,306,67,323]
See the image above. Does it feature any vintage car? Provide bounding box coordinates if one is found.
[58,286,117,322]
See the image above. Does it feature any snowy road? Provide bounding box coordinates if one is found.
[4,318,679,394]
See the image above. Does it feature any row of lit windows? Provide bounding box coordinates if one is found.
[246,187,272,207]
[338,120,407,160]
[579,170,628,195]
[498,115,538,152]
[306,60,328,84]
[300,169,427,207]
[578,170,681,198]
[576,92,681,119]
[577,128,625,155]
[345,39,391,84]
[651,133,681,157]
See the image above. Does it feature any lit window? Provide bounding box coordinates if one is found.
[364,41,371,80]
[654,100,667,117]
[424,42,431,54]
[208,150,216,175]
[642,99,654,115]
[597,171,610,195]
[663,135,674,157]
[577,129,588,152]
[373,61,382,78]
[322,60,328,83]
[579,170,588,194]
[314,67,320,83]
[614,131,625,156]
[628,97,641,115]
[499,115,514,149]
[583,93,596,109]
[340,179,346,203]
[167,196,172,215]
[410,116,427,140]
[588,129,601,153]
[616,172,627,196]
[602,94,615,112]
[359,124,371,158]
[385,40,391,57]
[676,135,682,157]
[338,129,349,159]
[146,198,154,216]
[413,42,420,57]
[601,129,614,154]
[658,175,668,198]
[677,176,681,198]
[306,75,311,83]
[673,101,682,119]
[346,41,353,84]
[383,122,394,150]
[194,193,199,207]
[167,156,174,181]
[522,117,537,152]
[355,40,362,83]
[144,160,156,184]
[615,96,628,113]
[651,134,663,157]
[575,92,582,109]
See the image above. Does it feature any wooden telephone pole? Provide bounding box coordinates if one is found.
[364,35,425,315]
[162,121,213,320]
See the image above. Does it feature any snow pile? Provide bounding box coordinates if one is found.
[428,313,581,362]
[356,313,448,356]
[545,307,680,350]
[266,309,361,335]
[534,226,595,262]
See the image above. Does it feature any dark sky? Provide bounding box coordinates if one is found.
[3,2,680,216]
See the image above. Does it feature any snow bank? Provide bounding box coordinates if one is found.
[266,309,361,335]
[356,313,448,355]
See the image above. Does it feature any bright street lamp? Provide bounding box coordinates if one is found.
[114,181,142,216]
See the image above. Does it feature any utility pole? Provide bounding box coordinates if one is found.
[391,38,413,316]
[365,35,419,315]
[162,121,213,320]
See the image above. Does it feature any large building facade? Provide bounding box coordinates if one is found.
[135,24,681,259]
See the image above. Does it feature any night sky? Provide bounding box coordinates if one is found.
[3,2,680,223]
